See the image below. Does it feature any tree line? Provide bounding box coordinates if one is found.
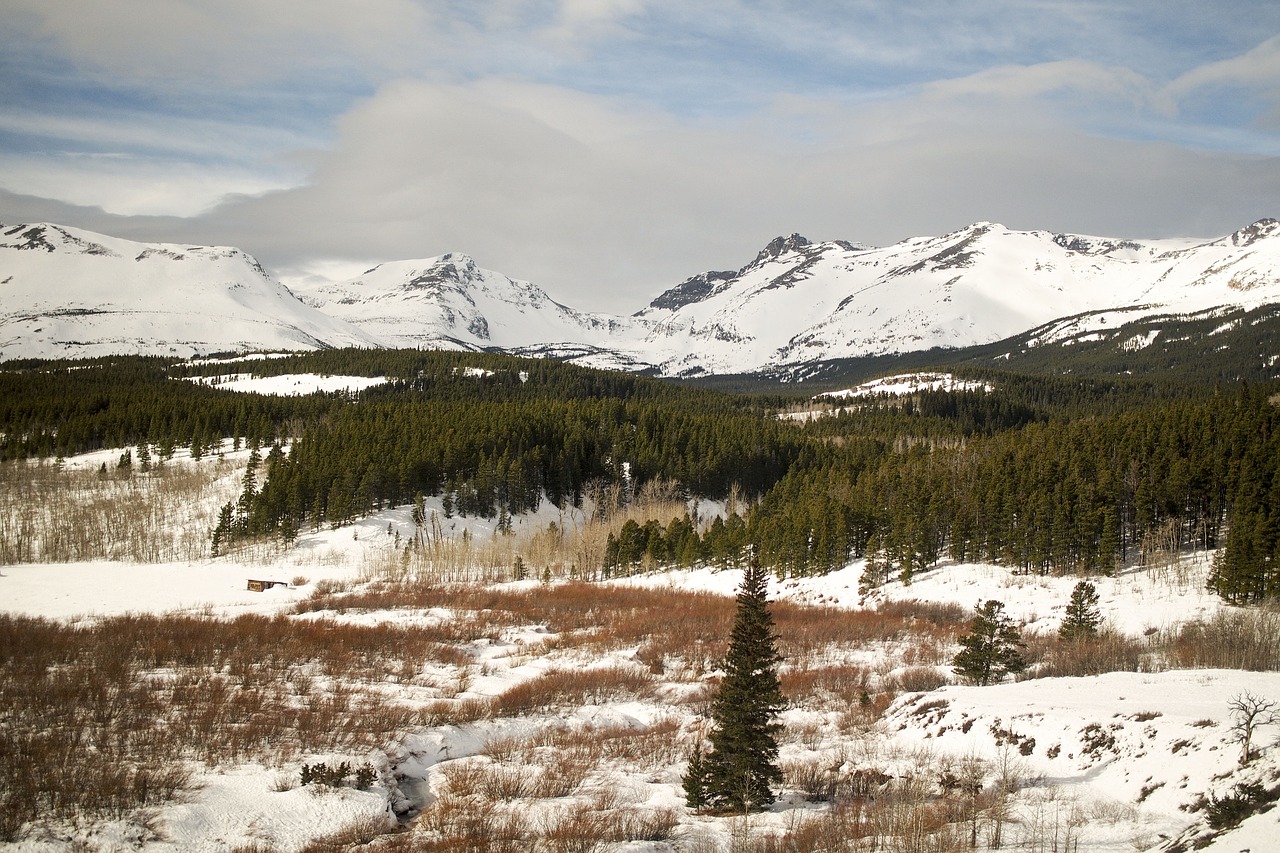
[748,385,1280,603]
[4,351,1278,603]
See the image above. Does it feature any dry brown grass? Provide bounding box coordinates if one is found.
[8,537,1202,850]
[0,611,473,839]
[493,665,654,716]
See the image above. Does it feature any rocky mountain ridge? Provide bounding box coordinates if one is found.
[3,218,1279,379]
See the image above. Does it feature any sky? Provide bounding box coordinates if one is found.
[2,1,1280,313]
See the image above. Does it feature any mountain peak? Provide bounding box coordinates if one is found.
[644,270,738,313]
[745,233,812,271]
[2,222,118,257]
[1230,218,1280,247]
[401,253,480,291]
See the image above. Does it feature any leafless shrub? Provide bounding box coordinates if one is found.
[783,756,844,803]
[0,610,492,837]
[614,806,681,842]
[415,791,529,851]
[480,734,529,764]
[311,578,349,597]
[436,760,490,796]
[539,802,612,853]
[531,746,595,798]
[776,800,872,852]
[293,813,397,852]
[1162,607,1280,671]
[493,665,653,716]
[781,662,872,708]
[1026,628,1153,679]
[896,665,950,693]
[479,764,532,801]
[595,716,683,768]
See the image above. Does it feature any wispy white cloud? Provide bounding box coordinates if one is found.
[0,109,316,165]
[1166,34,1280,97]
[0,152,291,217]
[4,0,437,84]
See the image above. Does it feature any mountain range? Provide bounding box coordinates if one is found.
[3,218,1279,380]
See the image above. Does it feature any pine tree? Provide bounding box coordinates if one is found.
[1059,580,1102,641]
[682,742,708,810]
[952,599,1026,686]
[689,553,784,813]
[210,502,234,557]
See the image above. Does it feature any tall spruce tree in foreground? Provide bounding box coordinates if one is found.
[685,554,784,813]
[952,599,1026,686]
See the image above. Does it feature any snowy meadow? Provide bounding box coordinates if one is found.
[2,368,1280,850]
[3,425,1279,853]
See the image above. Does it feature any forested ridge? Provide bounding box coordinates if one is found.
[2,350,1277,601]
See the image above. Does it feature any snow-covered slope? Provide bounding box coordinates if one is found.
[0,223,383,361]
[6,219,1280,375]
[633,221,1280,376]
[294,253,638,353]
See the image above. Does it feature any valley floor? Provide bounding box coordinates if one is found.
[2,447,1279,853]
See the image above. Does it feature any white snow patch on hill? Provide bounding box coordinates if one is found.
[185,372,389,396]
[820,371,993,400]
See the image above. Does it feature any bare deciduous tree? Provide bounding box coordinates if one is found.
[1228,691,1280,766]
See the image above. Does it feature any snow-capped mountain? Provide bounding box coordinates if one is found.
[632,220,1280,376]
[294,252,637,353]
[0,223,381,361]
[4,218,1279,377]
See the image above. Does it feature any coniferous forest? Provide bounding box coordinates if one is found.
[2,349,1278,603]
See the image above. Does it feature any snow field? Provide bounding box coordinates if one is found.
[2,446,1279,852]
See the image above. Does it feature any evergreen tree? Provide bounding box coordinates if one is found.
[682,741,708,810]
[952,600,1026,686]
[210,502,234,557]
[1059,580,1102,641]
[690,554,784,813]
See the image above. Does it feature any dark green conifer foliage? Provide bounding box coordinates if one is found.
[952,599,1026,686]
[210,502,234,557]
[692,554,784,813]
[682,742,708,810]
[1059,580,1103,641]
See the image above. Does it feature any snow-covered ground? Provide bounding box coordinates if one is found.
[184,372,389,396]
[818,372,993,400]
[2,446,1278,853]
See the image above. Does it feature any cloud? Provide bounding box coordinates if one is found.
[3,0,436,85]
[1167,34,1280,97]
[922,60,1154,108]
[0,152,294,217]
[161,75,1277,314]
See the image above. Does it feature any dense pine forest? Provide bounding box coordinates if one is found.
[2,350,1277,603]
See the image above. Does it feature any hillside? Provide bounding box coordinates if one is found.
[0,223,381,361]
